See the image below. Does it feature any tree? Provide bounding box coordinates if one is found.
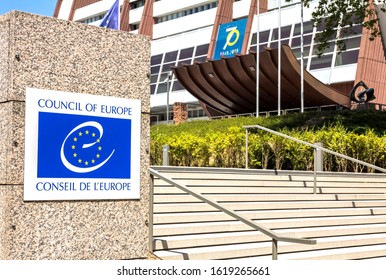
[285,0,386,55]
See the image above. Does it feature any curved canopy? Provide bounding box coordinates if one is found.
[173,45,351,117]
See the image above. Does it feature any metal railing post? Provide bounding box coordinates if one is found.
[272,239,278,260]
[149,174,154,252]
[313,148,317,195]
[245,128,249,169]
[313,142,323,195]
[314,142,323,171]
[162,145,169,166]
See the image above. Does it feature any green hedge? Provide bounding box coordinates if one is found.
[150,110,386,172]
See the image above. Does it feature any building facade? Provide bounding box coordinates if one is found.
[54,0,386,122]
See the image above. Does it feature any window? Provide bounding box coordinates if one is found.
[271,41,285,49]
[157,82,167,94]
[172,81,185,91]
[150,84,156,95]
[194,56,207,63]
[130,0,145,9]
[340,25,362,37]
[188,109,206,118]
[293,21,314,36]
[80,14,105,24]
[150,74,158,84]
[251,30,270,45]
[316,18,327,32]
[151,54,163,65]
[161,62,176,73]
[195,44,209,56]
[155,1,218,24]
[179,47,194,59]
[150,43,210,95]
[344,36,361,49]
[312,42,335,55]
[271,25,292,41]
[151,65,160,74]
[260,30,270,43]
[130,23,140,31]
[335,49,359,66]
[310,54,333,70]
[292,46,310,58]
[164,51,178,63]
[177,59,192,66]
[291,34,313,47]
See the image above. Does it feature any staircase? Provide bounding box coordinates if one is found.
[151,166,386,260]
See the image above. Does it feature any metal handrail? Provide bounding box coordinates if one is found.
[149,168,316,260]
[243,124,386,194]
[209,104,341,120]
[208,103,386,121]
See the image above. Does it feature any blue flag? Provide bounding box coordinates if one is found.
[99,0,119,30]
[37,112,131,179]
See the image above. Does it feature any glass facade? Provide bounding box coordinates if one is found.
[249,20,362,71]
[150,44,209,95]
[151,20,362,97]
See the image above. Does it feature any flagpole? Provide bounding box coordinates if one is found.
[256,0,260,118]
[278,0,281,116]
[300,1,304,113]
[118,0,121,30]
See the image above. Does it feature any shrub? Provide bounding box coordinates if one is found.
[150,110,386,173]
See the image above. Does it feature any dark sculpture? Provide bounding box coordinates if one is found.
[350,81,376,103]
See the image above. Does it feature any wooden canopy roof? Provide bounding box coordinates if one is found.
[173,45,351,117]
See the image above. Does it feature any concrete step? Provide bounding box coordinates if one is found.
[155,169,386,182]
[154,200,386,213]
[155,234,386,260]
[154,224,386,250]
[256,215,386,231]
[154,193,386,204]
[154,207,386,224]
[155,178,386,188]
[154,215,386,237]
[154,186,386,195]
[289,245,386,260]
[151,167,386,260]
[279,233,386,256]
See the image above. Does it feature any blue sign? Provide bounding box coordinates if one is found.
[37,112,131,179]
[24,88,142,201]
[213,18,248,60]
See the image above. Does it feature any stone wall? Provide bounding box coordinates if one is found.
[0,11,150,260]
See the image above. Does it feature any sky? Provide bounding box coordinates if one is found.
[0,0,57,17]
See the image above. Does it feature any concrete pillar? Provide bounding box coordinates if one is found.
[173,102,188,124]
[0,11,150,260]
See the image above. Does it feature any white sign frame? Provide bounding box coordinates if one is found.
[24,88,141,201]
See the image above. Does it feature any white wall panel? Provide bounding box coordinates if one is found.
[74,0,123,21]
[152,26,212,55]
[153,8,216,39]
[154,0,213,17]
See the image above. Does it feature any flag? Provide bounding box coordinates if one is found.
[37,112,132,179]
[99,0,120,30]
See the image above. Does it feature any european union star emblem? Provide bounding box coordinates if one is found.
[37,112,131,179]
